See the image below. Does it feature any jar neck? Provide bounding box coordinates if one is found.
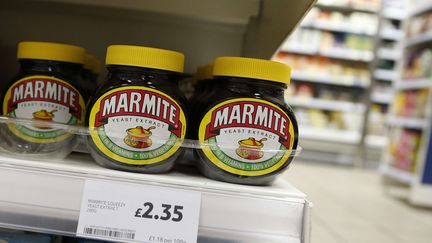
[19,59,83,75]
[216,76,287,99]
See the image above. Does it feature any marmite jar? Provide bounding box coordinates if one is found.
[83,53,101,96]
[0,41,86,155]
[196,57,298,185]
[87,45,187,173]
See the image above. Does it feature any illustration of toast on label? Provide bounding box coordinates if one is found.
[32,109,57,129]
[124,126,156,149]
[236,137,267,160]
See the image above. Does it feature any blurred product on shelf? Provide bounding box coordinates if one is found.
[275,53,370,83]
[407,10,432,37]
[380,40,400,50]
[302,7,378,34]
[294,108,362,131]
[381,18,403,33]
[392,89,429,118]
[287,82,362,103]
[388,128,421,172]
[317,0,381,11]
[376,59,396,71]
[281,28,374,53]
[367,104,388,135]
[404,48,432,79]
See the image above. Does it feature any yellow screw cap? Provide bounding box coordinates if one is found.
[106,45,184,73]
[18,41,85,64]
[213,57,291,84]
[84,53,102,74]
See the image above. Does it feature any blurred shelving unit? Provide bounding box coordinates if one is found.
[0,0,316,242]
[364,0,408,167]
[274,0,387,166]
[380,0,432,207]
[289,97,366,112]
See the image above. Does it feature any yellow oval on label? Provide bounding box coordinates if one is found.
[89,86,187,165]
[2,75,85,143]
[198,98,296,176]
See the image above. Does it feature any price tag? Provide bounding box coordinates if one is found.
[77,179,201,243]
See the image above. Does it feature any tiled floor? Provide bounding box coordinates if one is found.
[283,161,432,243]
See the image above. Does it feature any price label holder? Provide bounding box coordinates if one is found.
[76,179,201,243]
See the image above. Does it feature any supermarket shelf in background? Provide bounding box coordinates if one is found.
[410,1,432,17]
[371,92,393,104]
[395,78,432,90]
[281,44,318,55]
[319,48,374,62]
[386,116,428,129]
[289,97,366,113]
[365,135,388,148]
[0,154,309,243]
[301,21,376,35]
[380,28,404,41]
[377,48,402,60]
[380,164,414,185]
[315,3,378,13]
[382,8,407,20]
[281,46,374,62]
[405,31,432,47]
[374,69,398,81]
[290,71,370,87]
[300,127,361,144]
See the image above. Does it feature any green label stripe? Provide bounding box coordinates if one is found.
[208,137,287,171]
[98,126,178,160]
[9,111,77,139]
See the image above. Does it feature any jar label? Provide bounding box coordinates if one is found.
[89,86,186,165]
[198,98,296,176]
[3,75,85,143]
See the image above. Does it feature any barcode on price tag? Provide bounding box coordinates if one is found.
[76,179,201,243]
[83,226,136,240]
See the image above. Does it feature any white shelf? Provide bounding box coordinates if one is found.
[382,8,407,20]
[1,0,315,72]
[386,116,428,129]
[380,28,404,41]
[282,44,318,55]
[377,48,402,60]
[405,31,432,47]
[365,135,388,148]
[381,164,414,185]
[288,97,366,113]
[319,48,374,62]
[374,69,398,81]
[395,78,432,90]
[0,154,310,243]
[410,2,432,17]
[290,71,370,87]
[301,21,376,35]
[281,46,374,62]
[371,92,393,104]
[300,127,361,144]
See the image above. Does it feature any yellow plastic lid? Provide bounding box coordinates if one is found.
[18,41,85,64]
[84,53,102,74]
[195,63,213,81]
[106,45,184,73]
[213,57,291,84]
